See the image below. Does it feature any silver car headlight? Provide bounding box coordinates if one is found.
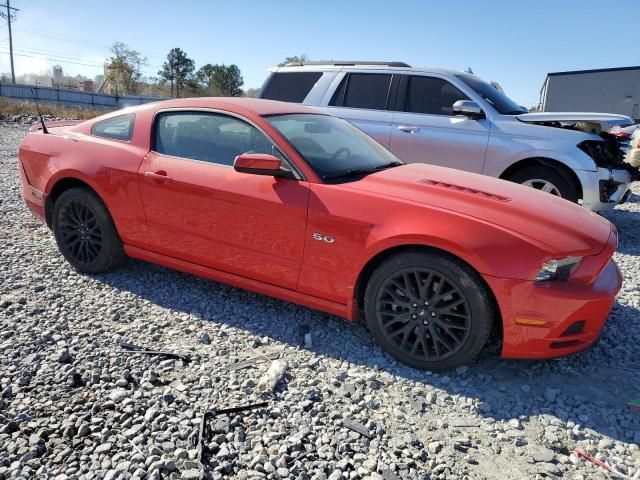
[534,256,583,282]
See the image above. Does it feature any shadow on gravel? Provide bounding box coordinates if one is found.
[94,260,640,445]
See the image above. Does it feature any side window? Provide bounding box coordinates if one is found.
[91,114,135,140]
[154,112,281,166]
[260,72,323,103]
[405,76,469,115]
[331,73,392,110]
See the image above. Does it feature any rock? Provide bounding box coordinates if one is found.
[257,359,288,393]
[57,348,72,364]
[108,389,129,403]
[450,417,478,428]
[532,447,556,463]
[428,441,443,453]
[544,388,558,403]
[94,443,113,454]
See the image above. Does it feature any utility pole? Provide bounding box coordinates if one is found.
[0,0,18,83]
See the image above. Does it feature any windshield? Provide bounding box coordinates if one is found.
[266,114,402,181]
[456,74,527,115]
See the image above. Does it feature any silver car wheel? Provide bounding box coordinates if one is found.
[521,179,561,196]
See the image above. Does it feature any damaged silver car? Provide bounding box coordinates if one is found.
[259,62,640,211]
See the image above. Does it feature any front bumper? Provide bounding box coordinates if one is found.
[483,259,622,359]
[577,167,634,211]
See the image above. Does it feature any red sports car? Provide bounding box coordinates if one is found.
[18,98,622,370]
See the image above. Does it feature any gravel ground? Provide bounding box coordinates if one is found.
[0,121,639,480]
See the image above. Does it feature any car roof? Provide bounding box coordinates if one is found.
[272,64,465,76]
[122,97,320,117]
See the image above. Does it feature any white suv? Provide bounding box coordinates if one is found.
[258,61,639,211]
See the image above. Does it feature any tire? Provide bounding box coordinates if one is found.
[508,165,579,203]
[364,250,496,371]
[52,187,126,273]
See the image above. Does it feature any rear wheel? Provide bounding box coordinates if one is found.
[508,165,579,203]
[364,251,496,371]
[52,187,126,273]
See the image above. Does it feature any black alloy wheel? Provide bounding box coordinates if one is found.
[364,250,496,370]
[58,198,103,264]
[52,187,126,273]
[375,267,472,362]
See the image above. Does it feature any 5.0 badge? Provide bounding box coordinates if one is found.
[312,232,335,243]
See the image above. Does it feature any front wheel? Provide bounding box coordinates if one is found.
[508,165,579,203]
[364,251,496,371]
[52,187,127,273]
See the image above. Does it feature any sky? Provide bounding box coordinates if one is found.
[0,0,637,107]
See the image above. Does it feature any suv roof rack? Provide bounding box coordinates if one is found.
[282,60,411,68]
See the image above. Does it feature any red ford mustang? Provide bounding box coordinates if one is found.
[18,98,622,370]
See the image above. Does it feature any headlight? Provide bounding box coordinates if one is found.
[577,140,619,167]
[534,256,583,282]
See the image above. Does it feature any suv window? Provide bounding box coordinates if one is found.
[261,72,322,103]
[330,73,391,110]
[154,111,280,166]
[405,76,469,115]
[91,114,135,140]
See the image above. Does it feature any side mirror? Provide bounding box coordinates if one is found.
[453,100,485,120]
[233,153,294,179]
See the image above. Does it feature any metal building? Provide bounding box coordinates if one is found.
[539,66,640,120]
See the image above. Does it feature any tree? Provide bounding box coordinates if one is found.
[243,88,259,98]
[107,42,146,95]
[196,64,244,96]
[278,54,308,67]
[158,48,195,98]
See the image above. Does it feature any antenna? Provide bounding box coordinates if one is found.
[30,88,49,134]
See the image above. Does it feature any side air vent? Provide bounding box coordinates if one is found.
[418,179,511,202]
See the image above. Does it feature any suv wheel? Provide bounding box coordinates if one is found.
[52,187,127,273]
[508,166,579,203]
[364,250,496,371]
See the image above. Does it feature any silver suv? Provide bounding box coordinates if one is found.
[258,61,639,211]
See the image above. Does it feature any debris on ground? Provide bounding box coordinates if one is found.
[118,340,191,362]
[342,418,373,439]
[223,351,280,371]
[574,449,631,479]
[257,359,288,393]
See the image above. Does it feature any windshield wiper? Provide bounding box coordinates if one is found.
[503,110,527,115]
[322,162,403,181]
[374,161,403,171]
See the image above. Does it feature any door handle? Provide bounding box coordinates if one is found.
[144,171,172,183]
[397,125,420,133]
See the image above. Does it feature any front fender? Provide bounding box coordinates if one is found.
[357,209,550,283]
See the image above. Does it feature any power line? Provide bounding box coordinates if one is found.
[12,25,112,48]
[0,48,161,78]
[11,25,168,62]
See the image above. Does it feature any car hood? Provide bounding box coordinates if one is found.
[516,112,633,131]
[345,164,612,256]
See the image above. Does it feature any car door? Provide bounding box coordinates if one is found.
[322,72,395,147]
[137,110,310,290]
[389,75,490,173]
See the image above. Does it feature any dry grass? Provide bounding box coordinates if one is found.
[0,98,107,120]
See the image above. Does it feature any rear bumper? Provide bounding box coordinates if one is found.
[19,161,47,222]
[483,259,622,359]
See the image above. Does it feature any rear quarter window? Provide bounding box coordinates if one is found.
[91,114,135,141]
[260,72,322,103]
[329,73,392,110]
